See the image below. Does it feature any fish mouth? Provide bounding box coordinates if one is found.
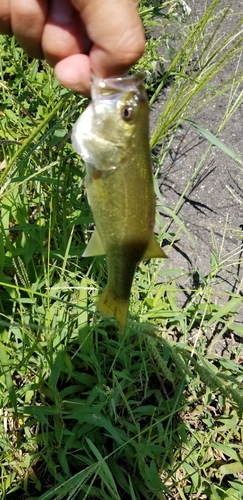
[91,72,146,95]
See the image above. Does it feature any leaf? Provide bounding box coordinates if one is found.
[146,460,162,491]
[86,438,120,500]
[227,323,243,336]
[49,351,62,387]
[186,119,243,165]
[58,449,70,476]
[228,481,243,495]
[218,461,243,476]
[183,462,200,489]
[38,464,98,500]
[70,410,124,445]
[50,129,67,147]
[160,205,195,248]
[212,443,240,462]
[224,489,242,500]
[207,297,242,326]
[77,277,92,353]
[128,475,138,500]
[4,109,18,122]
[0,232,5,273]
[0,340,17,412]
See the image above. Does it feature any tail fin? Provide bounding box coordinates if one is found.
[97,287,129,332]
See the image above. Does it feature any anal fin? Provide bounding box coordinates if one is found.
[142,234,167,260]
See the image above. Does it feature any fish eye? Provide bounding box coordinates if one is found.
[121,106,133,122]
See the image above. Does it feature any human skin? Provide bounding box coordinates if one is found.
[0,0,145,95]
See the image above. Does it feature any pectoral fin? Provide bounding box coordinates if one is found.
[142,234,167,260]
[82,228,106,257]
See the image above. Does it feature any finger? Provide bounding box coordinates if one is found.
[0,0,11,34]
[42,0,89,67]
[10,0,47,59]
[55,54,91,95]
[71,0,145,78]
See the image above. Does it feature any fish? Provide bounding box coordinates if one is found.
[71,72,167,331]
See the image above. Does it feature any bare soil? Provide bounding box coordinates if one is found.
[149,0,243,355]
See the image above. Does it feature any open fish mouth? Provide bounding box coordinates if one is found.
[91,72,146,94]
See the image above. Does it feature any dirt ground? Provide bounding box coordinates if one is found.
[149,1,243,353]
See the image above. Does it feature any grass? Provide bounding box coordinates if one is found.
[0,0,243,498]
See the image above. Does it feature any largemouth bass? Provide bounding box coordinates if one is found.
[72,73,166,330]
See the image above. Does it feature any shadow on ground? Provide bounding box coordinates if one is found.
[149,0,243,354]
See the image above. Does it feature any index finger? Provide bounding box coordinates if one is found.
[72,0,145,77]
[0,0,11,34]
[55,0,145,94]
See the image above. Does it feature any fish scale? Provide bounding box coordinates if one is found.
[72,73,167,331]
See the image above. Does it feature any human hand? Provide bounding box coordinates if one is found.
[0,0,145,95]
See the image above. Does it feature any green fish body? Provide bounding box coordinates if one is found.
[72,73,166,330]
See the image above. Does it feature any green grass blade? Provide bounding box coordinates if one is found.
[186,119,243,165]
